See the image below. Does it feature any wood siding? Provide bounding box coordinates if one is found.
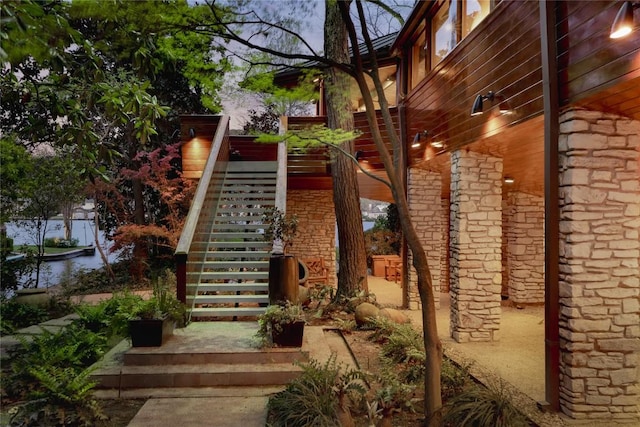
[557,1,640,120]
[403,0,543,166]
[181,115,222,180]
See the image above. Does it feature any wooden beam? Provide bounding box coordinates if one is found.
[540,0,561,413]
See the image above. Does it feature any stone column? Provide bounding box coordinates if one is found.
[507,191,545,304]
[407,168,443,310]
[288,190,337,288]
[558,108,639,422]
[449,150,503,342]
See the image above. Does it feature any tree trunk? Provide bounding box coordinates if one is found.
[324,0,368,298]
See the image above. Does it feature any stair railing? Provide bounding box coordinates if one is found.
[271,118,289,254]
[176,115,230,304]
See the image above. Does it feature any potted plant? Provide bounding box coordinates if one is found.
[256,302,306,347]
[263,207,300,304]
[128,269,186,347]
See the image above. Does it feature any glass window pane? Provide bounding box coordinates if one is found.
[463,0,492,37]
[411,31,427,89]
[431,0,459,67]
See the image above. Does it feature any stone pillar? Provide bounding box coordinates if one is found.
[449,150,503,342]
[558,108,640,422]
[407,168,443,310]
[288,190,337,288]
[507,191,545,304]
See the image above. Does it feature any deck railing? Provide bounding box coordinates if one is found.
[175,115,230,303]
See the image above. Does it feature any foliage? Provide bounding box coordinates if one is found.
[74,291,147,338]
[8,366,104,427]
[5,324,107,399]
[256,302,305,346]
[242,103,280,135]
[379,322,426,384]
[130,269,186,325]
[442,380,530,427]
[0,299,49,335]
[0,248,37,295]
[262,207,299,254]
[44,237,79,248]
[372,370,418,419]
[267,355,365,427]
[0,138,33,223]
[58,261,146,296]
[441,358,471,400]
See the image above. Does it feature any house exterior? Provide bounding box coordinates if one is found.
[178,0,639,422]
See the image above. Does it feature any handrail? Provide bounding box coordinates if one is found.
[271,117,289,254]
[175,115,230,303]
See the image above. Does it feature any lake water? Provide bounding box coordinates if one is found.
[5,219,118,289]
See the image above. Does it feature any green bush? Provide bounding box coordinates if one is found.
[441,358,471,400]
[443,380,530,427]
[75,291,146,338]
[5,324,107,399]
[0,299,49,335]
[267,355,365,427]
[44,237,79,248]
[379,322,426,384]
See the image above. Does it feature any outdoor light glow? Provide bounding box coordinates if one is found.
[431,141,444,148]
[412,141,421,148]
[610,1,638,38]
[504,176,515,184]
[610,25,632,38]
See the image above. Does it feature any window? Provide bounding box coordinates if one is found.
[431,0,459,67]
[411,31,427,89]
[462,0,492,38]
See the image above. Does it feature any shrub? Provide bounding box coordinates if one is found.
[0,299,49,335]
[441,358,471,400]
[267,355,365,427]
[379,322,425,384]
[44,237,79,248]
[5,324,107,399]
[443,380,530,427]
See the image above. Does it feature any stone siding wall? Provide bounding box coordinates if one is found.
[507,191,545,304]
[449,150,503,342]
[407,168,443,310]
[557,108,639,422]
[287,190,337,288]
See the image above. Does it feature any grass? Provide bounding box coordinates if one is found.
[17,245,92,255]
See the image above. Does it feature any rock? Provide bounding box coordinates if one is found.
[379,308,410,324]
[354,302,380,326]
[298,286,311,306]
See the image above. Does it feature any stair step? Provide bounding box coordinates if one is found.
[190,271,268,280]
[214,215,264,223]
[207,241,271,249]
[190,307,267,318]
[220,185,276,192]
[223,178,277,185]
[190,251,270,260]
[208,224,265,231]
[208,232,265,240]
[187,294,269,305]
[194,261,269,269]
[187,283,268,293]
[217,207,270,214]
[123,349,308,366]
[94,362,302,389]
[227,161,277,172]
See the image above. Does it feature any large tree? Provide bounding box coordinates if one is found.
[195,1,443,423]
[1,0,230,279]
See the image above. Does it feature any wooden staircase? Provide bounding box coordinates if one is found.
[186,161,276,320]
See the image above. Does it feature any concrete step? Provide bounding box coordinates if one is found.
[187,294,269,306]
[190,306,267,318]
[187,283,268,293]
[94,362,303,389]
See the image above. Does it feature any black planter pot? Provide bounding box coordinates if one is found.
[271,320,305,347]
[129,315,174,347]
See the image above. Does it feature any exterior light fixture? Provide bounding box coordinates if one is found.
[189,128,196,138]
[412,130,429,148]
[470,91,495,116]
[355,150,364,161]
[504,176,515,184]
[610,1,640,39]
[471,91,513,116]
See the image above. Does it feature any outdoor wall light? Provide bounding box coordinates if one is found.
[504,176,515,184]
[412,130,429,148]
[189,128,196,138]
[471,91,513,116]
[355,150,365,161]
[470,91,495,116]
[610,1,640,39]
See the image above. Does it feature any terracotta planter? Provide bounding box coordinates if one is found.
[271,320,305,347]
[129,315,174,347]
